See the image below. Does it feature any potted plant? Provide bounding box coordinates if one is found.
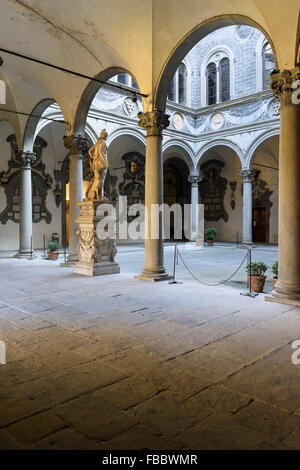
[271,261,278,288]
[245,261,268,293]
[47,241,59,260]
[205,228,217,246]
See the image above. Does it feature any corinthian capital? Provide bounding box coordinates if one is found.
[270,66,300,106]
[17,151,36,168]
[138,111,170,136]
[240,169,256,183]
[63,133,88,155]
[188,175,201,186]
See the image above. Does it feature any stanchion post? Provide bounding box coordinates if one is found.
[30,236,33,260]
[249,247,252,294]
[240,244,257,298]
[168,244,183,285]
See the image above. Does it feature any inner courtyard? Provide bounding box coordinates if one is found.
[1,244,300,450]
[0,0,299,452]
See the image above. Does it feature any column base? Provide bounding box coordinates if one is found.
[74,261,120,277]
[265,294,300,308]
[265,280,300,307]
[60,254,79,267]
[242,240,253,245]
[14,250,36,259]
[135,268,171,282]
[184,240,204,251]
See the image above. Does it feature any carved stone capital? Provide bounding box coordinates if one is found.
[138,111,170,136]
[188,175,201,187]
[17,151,36,169]
[63,133,88,155]
[240,169,256,183]
[270,67,300,107]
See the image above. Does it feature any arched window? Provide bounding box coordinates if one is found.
[178,63,187,105]
[117,73,127,85]
[167,75,176,101]
[219,58,230,102]
[207,63,217,106]
[131,78,138,89]
[116,74,138,89]
[167,63,187,105]
[262,42,275,90]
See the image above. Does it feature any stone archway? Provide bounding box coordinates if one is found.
[154,15,277,111]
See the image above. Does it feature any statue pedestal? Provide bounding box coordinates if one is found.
[74,200,120,276]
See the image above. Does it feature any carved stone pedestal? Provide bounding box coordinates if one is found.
[74,200,120,276]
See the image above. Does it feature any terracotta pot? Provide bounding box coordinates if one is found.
[207,240,214,246]
[272,277,278,289]
[248,275,266,293]
[48,251,59,261]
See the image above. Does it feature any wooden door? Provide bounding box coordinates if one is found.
[253,207,266,243]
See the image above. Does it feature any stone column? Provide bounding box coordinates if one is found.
[63,133,88,265]
[240,169,255,245]
[188,175,201,241]
[15,151,36,258]
[270,67,300,301]
[135,111,170,281]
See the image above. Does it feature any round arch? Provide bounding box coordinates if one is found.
[162,140,196,174]
[74,67,142,135]
[196,139,244,171]
[34,105,98,147]
[107,127,146,149]
[245,128,280,167]
[22,99,55,152]
[155,14,277,111]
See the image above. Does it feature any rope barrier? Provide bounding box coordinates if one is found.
[176,248,248,286]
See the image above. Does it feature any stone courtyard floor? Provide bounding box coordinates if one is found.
[0,244,300,450]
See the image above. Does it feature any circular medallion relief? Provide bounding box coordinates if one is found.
[235,25,254,42]
[172,112,184,130]
[210,113,225,131]
[123,97,138,117]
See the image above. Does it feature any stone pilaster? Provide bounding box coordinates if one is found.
[240,169,256,245]
[62,133,88,266]
[268,67,300,302]
[135,111,170,281]
[14,151,36,259]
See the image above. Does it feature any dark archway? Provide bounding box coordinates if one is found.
[163,156,190,240]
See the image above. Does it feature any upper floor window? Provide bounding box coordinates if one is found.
[220,58,230,102]
[207,63,217,105]
[178,63,187,104]
[116,73,138,89]
[167,63,187,105]
[117,73,127,85]
[262,42,276,90]
[206,56,230,106]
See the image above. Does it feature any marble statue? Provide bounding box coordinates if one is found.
[86,129,108,200]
